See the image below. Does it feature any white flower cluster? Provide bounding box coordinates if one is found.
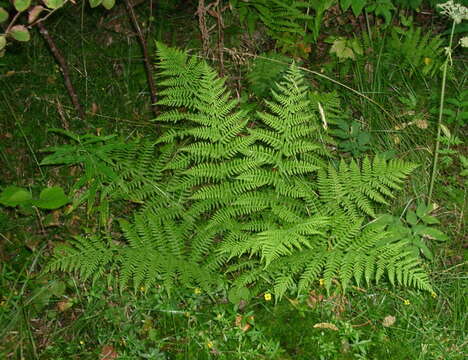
[438,0,468,24]
[460,36,468,48]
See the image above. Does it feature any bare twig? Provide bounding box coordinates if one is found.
[124,0,157,116]
[210,0,225,76]
[37,21,85,120]
[197,0,210,58]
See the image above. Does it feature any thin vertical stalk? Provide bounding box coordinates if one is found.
[428,20,456,203]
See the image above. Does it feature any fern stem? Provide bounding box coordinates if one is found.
[428,20,456,204]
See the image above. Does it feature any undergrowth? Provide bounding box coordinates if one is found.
[0,2,466,359]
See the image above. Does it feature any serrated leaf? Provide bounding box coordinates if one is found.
[89,0,103,8]
[0,7,9,23]
[330,38,356,60]
[10,25,30,42]
[32,187,70,210]
[102,0,115,10]
[0,186,32,207]
[14,0,31,12]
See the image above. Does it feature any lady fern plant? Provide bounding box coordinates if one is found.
[46,44,434,299]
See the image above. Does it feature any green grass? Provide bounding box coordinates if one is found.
[1,256,465,359]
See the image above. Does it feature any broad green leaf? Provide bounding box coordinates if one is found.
[32,186,70,209]
[419,242,433,260]
[14,0,31,12]
[367,0,395,24]
[414,226,448,242]
[228,286,251,304]
[351,0,367,16]
[416,202,429,218]
[10,25,31,42]
[0,36,5,51]
[0,7,9,23]
[459,155,468,167]
[49,280,66,296]
[43,0,65,9]
[0,186,32,207]
[350,38,363,56]
[406,210,418,226]
[420,215,440,225]
[102,0,115,10]
[89,0,103,8]
[340,0,353,11]
[374,214,395,226]
[411,237,433,260]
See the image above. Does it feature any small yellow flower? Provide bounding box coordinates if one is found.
[79,340,85,345]
[264,293,272,301]
[194,287,202,295]
[403,299,411,305]
[206,341,214,349]
[431,292,437,298]
[423,57,432,65]
[140,286,145,292]
[319,278,325,286]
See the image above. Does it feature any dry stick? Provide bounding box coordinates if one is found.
[212,0,225,76]
[37,21,85,120]
[124,0,158,116]
[197,0,210,59]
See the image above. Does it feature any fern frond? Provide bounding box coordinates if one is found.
[46,235,114,282]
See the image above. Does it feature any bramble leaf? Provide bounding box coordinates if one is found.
[10,25,31,42]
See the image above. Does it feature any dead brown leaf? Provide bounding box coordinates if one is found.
[57,300,73,312]
[100,344,118,360]
[382,315,396,327]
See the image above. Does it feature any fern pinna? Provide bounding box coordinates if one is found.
[46,44,433,298]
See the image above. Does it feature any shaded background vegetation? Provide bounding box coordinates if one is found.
[0,0,466,359]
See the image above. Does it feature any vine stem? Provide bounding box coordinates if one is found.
[427,20,456,204]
